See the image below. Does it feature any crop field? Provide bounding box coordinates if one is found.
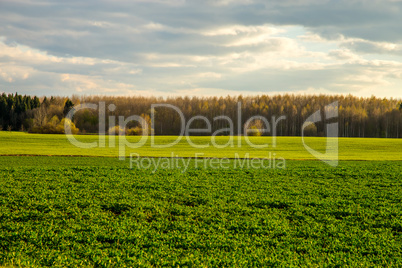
[1,131,402,160]
[0,133,401,267]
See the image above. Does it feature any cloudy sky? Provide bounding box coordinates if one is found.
[1,0,402,98]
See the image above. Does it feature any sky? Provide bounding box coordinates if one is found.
[1,0,402,98]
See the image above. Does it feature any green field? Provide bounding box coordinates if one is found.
[0,133,401,267]
[1,131,402,160]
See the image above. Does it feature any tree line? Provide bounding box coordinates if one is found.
[0,92,401,138]
[0,93,40,131]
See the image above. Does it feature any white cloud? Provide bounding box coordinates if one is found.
[203,25,282,36]
[0,0,402,98]
[207,0,254,6]
[340,38,402,55]
[328,49,360,61]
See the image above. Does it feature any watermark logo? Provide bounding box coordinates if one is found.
[64,102,286,158]
[302,101,338,167]
[130,152,286,173]
[64,100,340,169]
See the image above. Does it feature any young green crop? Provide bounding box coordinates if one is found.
[0,157,401,267]
[0,133,401,266]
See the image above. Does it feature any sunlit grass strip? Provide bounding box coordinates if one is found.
[0,131,401,160]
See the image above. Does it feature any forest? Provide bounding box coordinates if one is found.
[1,92,401,138]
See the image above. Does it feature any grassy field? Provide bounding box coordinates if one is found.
[0,133,401,267]
[0,131,402,160]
